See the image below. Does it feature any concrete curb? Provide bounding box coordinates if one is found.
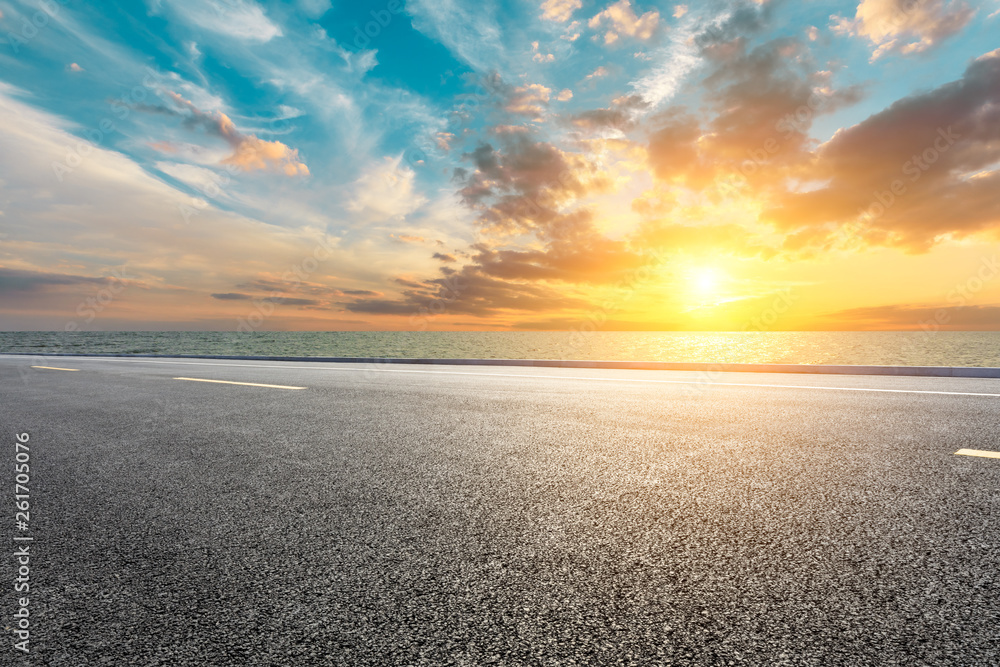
[2,352,1000,378]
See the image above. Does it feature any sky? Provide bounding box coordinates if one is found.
[0,0,999,332]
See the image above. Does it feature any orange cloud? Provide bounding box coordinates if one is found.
[164,92,309,176]
[505,84,552,117]
[764,49,1000,252]
[588,0,660,44]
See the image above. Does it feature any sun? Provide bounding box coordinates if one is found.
[694,267,720,294]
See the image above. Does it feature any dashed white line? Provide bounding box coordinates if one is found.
[174,377,306,390]
[955,448,1000,459]
[7,355,1000,397]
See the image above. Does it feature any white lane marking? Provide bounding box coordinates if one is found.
[6,355,1000,397]
[955,448,1000,459]
[174,377,306,390]
[31,366,80,371]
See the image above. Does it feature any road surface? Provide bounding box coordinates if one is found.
[1,354,998,665]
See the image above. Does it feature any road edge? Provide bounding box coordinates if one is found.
[2,352,1000,378]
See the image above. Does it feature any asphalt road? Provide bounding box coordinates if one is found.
[1,354,998,666]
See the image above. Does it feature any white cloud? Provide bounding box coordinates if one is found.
[297,0,332,18]
[629,9,709,108]
[162,0,282,43]
[407,0,508,73]
[831,0,976,61]
[541,0,582,22]
[348,156,427,221]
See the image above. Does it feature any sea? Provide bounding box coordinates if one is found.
[1,331,999,367]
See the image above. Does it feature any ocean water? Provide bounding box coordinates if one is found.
[1,331,999,367]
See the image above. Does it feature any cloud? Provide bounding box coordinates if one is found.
[541,0,582,22]
[531,41,555,63]
[646,38,864,191]
[569,95,649,133]
[407,0,509,73]
[763,48,1000,251]
[297,0,331,18]
[260,296,320,306]
[586,66,610,80]
[505,84,552,117]
[822,304,1000,330]
[210,292,255,301]
[588,0,660,44]
[451,137,642,286]
[0,85,365,329]
[160,92,309,175]
[831,0,976,61]
[391,234,427,244]
[0,268,118,293]
[557,89,574,101]
[160,0,282,42]
[457,138,611,235]
[67,63,84,73]
[346,267,588,318]
[433,252,458,262]
[348,156,427,221]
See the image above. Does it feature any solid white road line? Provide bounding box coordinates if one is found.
[30,366,80,371]
[7,356,1000,397]
[955,448,1000,459]
[174,377,306,390]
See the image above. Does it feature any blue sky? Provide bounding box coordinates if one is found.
[1,0,999,330]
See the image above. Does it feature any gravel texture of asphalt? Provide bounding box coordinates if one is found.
[1,355,998,666]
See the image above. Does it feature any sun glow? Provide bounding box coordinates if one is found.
[694,267,720,294]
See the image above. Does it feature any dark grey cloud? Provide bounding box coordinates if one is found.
[210,292,252,300]
[0,268,113,293]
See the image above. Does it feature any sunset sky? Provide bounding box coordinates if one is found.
[1,0,999,331]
